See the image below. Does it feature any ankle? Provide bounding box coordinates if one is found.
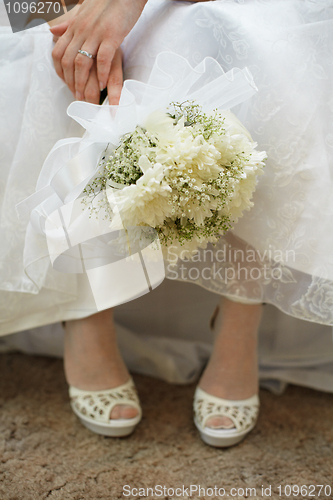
[199,371,258,401]
[198,345,258,400]
[63,312,130,391]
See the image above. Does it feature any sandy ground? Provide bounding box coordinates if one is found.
[0,352,333,500]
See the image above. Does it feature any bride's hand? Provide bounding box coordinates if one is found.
[50,0,147,101]
[84,48,123,105]
[51,21,123,105]
[53,31,123,105]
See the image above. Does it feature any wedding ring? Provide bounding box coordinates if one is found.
[77,49,95,59]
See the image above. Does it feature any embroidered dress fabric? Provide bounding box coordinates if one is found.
[0,0,333,382]
[0,7,84,334]
[122,0,333,325]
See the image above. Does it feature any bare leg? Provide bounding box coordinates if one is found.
[64,309,138,419]
[198,297,262,429]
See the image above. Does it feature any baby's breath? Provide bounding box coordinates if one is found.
[167,101,226,140]
[106,128,157,186]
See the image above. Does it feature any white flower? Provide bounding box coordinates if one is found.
[108,163,172,228]
[138,154,152,173]
[144,110,175,137]
[145,111,222,179]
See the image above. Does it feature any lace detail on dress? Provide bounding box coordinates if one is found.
[291,277,333,325]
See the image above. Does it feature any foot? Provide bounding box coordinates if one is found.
[198,299,262,430]
[64,309,139,420]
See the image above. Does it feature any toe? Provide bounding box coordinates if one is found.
[110,404,139,420]
[205,416,235,429]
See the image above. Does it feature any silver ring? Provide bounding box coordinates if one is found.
[77,49,95,59]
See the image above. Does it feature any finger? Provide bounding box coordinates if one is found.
[53,35,60,43]
[63,38,93,96]
[96,41,117,93]
[49,21,69,37]
[107,49,123,106]
[83,65,101,105]
[74,39,100,99]
[52,29,73,81]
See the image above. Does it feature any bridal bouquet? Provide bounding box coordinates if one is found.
[84,101,265,261]
[18,52,266,277]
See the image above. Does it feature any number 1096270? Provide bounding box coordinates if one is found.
[5,1,62,14]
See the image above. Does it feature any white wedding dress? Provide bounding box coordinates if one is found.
[1,0,333,392]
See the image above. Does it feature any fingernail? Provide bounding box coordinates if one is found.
[99,82,104,91]
[76,91,82,101]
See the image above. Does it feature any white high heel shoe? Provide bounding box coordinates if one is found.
[195,300,260,447]
[193,386,259,448]
[69,378,142,437]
